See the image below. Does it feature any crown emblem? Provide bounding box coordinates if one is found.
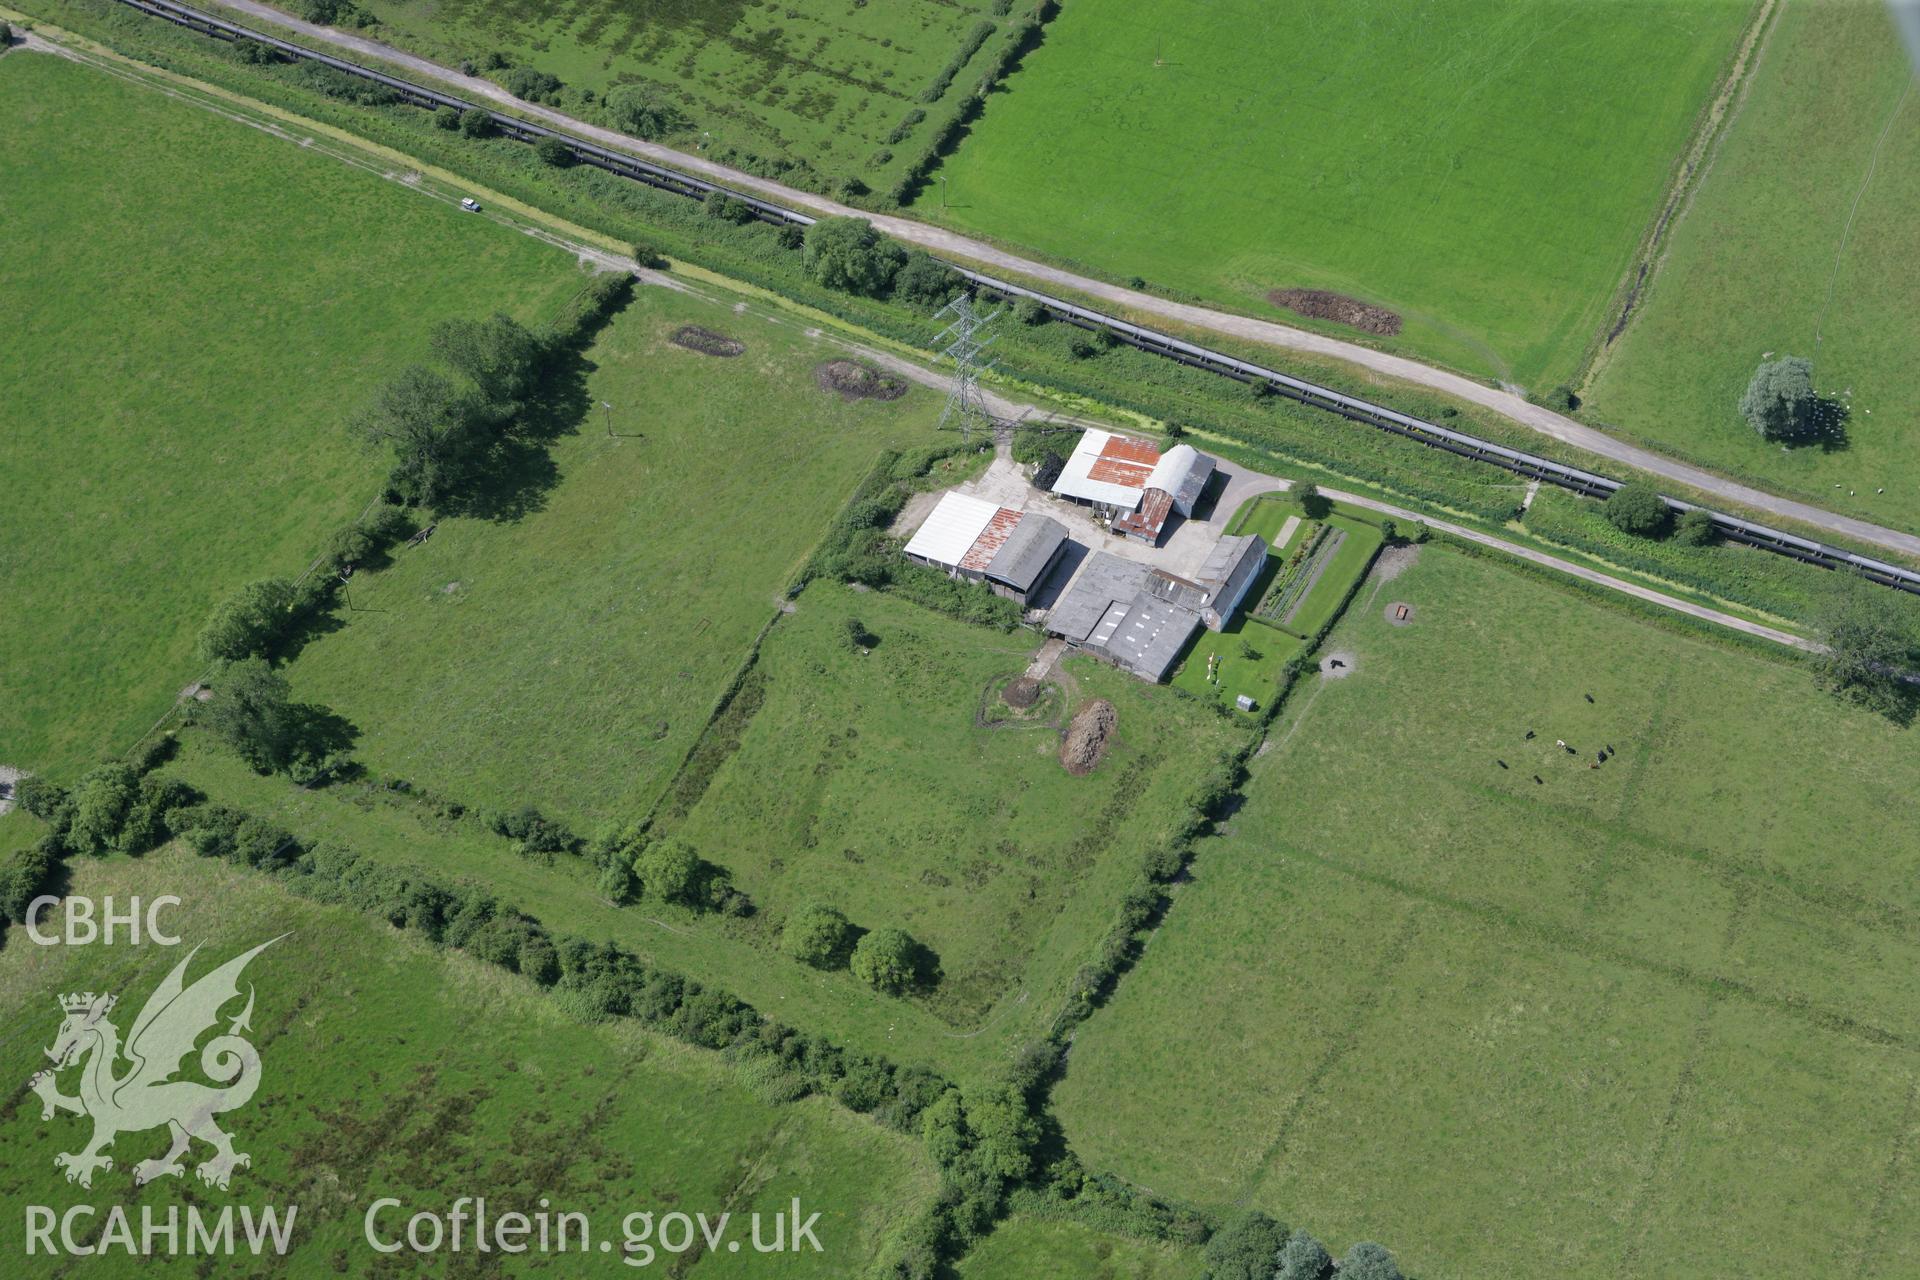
[60,992,116,1016]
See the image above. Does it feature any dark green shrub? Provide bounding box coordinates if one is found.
[534,135,573,167]
[504,66,564,104]
[1338,1242,1405,1280]
[433,105,459,130]
[63,764,140,856]
[802,217,903,297]
[1540,383,1579,413]
[1203,1210,1288,1280]
[198,578,296,662]
[782,903,855,968]
[704,193,755,224]
[850,926,922,993]
[13,774,66,822]
[1604,481,1670,537]
[458,107,492,138]
[604,85,686,139]
[1674,507,1717,546]
[892,250,962,310]
[0,838,60,923]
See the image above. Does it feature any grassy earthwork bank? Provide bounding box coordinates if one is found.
[1056,545,1920,1278]
[955,1212,1201,1279]
[915,0,1756,388]
[0,851,941,1276]
[0,46,583,778]
[1585,0,1920,527]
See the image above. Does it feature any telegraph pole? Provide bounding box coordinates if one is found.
[933,292,1001,446]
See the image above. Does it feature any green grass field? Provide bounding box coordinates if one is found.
[0,48,583,779]
[1585,0,1920,531]
[919,0,1753,387]
[165,576,1243,1081]
[662,581,1243,1029]
[345,0,1007,193]
[277,283,937,826]
[0,849,940,1276]
[1055,547,1920,1278]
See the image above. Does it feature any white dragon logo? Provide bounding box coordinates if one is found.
[27,937,282,1191]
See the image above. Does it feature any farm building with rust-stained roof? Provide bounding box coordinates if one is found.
[1057,434,1214,545]
[903,491,1002,569]
[1052,429,1161,510]
[1113,444,1213,544]
[903,492,1071,603]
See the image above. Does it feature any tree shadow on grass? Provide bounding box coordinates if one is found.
[1774,396,1851,452]
[449,290,624,523]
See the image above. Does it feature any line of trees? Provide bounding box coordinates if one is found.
[1204,1211,1407,1280]
[353,273,629,510]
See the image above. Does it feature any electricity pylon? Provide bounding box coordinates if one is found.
[933,292,1001,445]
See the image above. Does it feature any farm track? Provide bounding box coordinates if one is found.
[160,0,1920,566]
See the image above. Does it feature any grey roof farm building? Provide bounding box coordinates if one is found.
[1192,534,1267,629]
[1045,553,1199,683]
[902,491,1069,604]
[985,512,1070,600]
[1045,533,1269,681]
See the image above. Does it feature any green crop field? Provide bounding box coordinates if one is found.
[344,0,1010,195]
[1054,547,1920,1278]
[1585,0,1920,531]
[919,0,1753,388]
[0,48,582,779]
[0,849,940,1276]
[276,283,938,826]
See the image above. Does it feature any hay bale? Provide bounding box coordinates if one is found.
[1059,699,1117,775]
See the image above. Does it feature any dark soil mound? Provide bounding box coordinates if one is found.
[1003,676,1043,710]
[816,359,908,401]
[670,326,745,357]
[1266,288,1402,336]
[1060,699,1117,775]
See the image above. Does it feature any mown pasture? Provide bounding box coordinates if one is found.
[0,48,583,779]
[1585,0,1920,531]
[919,0,1753,388]
[277,283,937,826]
[1055,547,1920,1278]
[661,581,1243,1030]
[0,849,940,1276]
